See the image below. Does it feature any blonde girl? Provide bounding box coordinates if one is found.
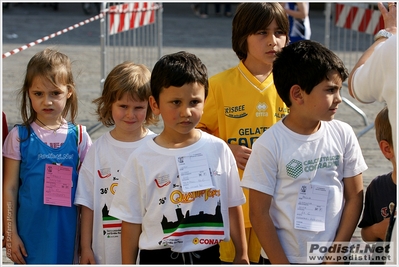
[74,61,158,264]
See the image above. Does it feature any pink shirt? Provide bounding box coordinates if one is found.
[3,120,91,162]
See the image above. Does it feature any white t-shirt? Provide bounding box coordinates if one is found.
[391,221,397,264]
[241,119,368,263]
[109,130,245,253]
[74,130,155,264]
[351,35,397,153]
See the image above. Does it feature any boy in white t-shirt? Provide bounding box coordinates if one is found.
[109,51,249,264]
[241,40,368,264]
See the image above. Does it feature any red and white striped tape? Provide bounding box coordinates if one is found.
[335,3,384,35]
[2,13,104,59]
[108,2,156,35]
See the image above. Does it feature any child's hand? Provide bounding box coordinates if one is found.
[228,144,252,170]
[232,253,250,264]
[79,247,96,264]
[6,233,27,264]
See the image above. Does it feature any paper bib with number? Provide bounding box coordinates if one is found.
[294,184,329,232]
[175,153,214,193]
[43,163,73,207]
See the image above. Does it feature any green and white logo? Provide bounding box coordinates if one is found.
[286,159,303,179]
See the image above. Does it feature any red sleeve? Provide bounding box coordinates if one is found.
[2,112,9,145]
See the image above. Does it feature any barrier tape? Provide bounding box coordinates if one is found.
[2,13,104,59]
[107,3,161,13]
[108,2,157,35]
[335,3,384,35]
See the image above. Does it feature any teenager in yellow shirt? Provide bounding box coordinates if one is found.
[197,3,290,264]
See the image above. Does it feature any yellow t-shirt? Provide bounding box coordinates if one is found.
[198,61,289,262]
[199,59,289,208]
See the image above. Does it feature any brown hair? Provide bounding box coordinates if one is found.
[375,106,393,147]
[93,61,158,127]
[19,48,77,127]
[232,3,290,60]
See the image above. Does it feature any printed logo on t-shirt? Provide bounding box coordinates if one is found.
[381,207,390,218]
[102,204,121,238]
[255,102,269,117]
[275,106,290,119]
[286,156,340,179]
[159,200,224,247]
[97,168,111,179]
[224,104,247,118]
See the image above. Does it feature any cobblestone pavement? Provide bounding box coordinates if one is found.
[2,3,392,265]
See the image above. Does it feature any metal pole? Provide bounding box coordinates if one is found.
[324,3,331,48]
[157,2,163,60]
[100,2,107,89]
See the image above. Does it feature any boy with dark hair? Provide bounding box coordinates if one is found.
[241,40,368,264]
[197,3,290,263]
[358,106,396,264]
[109,51,249,264]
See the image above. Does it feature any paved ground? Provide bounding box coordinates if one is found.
[2,3,391,265]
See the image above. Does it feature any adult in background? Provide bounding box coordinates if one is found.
[348,2,397,264]
[348,2,396,153]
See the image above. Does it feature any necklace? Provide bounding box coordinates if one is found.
[36,118,63,134]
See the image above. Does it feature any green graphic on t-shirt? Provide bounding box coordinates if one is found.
[286,159,303,179]
[286,156,340,179]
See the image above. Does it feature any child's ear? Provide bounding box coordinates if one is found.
[67,87,73,99]
[290,85,304,105]
[149,96,161,115]
[379,140,394,160]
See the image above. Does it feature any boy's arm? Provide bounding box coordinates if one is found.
[3,158,27,264]
[325,174,363,264]
[121,221,141,264]
[249,189,290,264]
[228,205,249,264]
[361,218,391,242]
[333,174,364,242]
[79,205,96,263]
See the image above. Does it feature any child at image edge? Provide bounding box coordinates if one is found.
[358,106,396,264]
[241,40,368,264]
[109,51,249,264]
[74,62,158,264]
[2,48,92,264]
[197,3,290,263]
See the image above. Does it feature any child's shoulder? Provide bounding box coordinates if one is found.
[210,64,239,83]
[326,119,351,128]
[200,130,228,146]
[324,119,354,134]
[369,172,393,188]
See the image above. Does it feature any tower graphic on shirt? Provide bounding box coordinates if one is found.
[102,204,121,236]
[160,200,224,239]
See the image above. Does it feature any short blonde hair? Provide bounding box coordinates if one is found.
[93,61,158,127]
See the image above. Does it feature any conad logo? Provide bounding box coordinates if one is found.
[192,238,223,245]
